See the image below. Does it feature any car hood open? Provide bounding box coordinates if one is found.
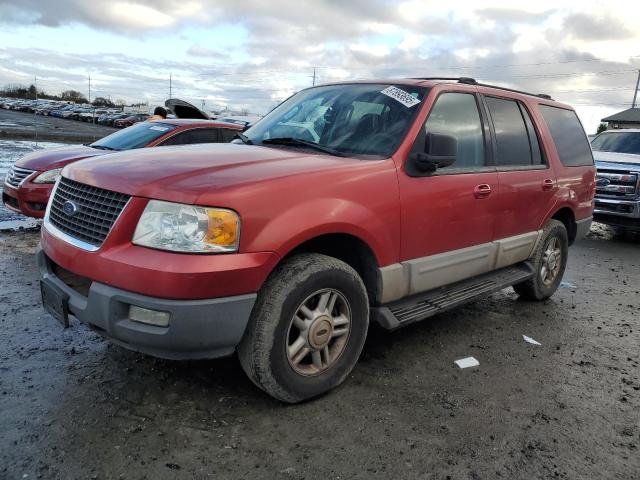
[165,98,210,119]
[15,145,106,171]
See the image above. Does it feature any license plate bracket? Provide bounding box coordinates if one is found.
[40,278,70,328]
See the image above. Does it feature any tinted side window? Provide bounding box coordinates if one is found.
[220,128,239,143]
[423,93,485,168]
[486,97,532,166]
[520,104,543,165]
[539,105,593,166]
[160,128,220,146]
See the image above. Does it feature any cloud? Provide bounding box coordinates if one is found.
[475,7,552,24]
[0,1,639,132]
[563,13,634,41]
[186,45,230,60]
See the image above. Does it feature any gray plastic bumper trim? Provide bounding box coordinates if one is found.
[37,247,257,360]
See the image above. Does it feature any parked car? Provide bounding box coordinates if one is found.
[79,109,110,122]
[113,113,149,128]
[590,129,640,231]
[3,119,243,218]
[50,105,77,117]
[37,78,595,403]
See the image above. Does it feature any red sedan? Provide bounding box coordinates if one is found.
[113,113,149,128]
[2,119,243,218]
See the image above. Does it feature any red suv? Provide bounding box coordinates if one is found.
[38,78,595,402]
[3,119,242,217]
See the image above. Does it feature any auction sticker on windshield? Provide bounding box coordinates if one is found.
[380,86,421,108]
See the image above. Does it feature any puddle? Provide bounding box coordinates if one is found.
[0,139,67,232]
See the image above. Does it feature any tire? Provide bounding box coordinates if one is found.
[514,219,568,301]
[237,253,369,403]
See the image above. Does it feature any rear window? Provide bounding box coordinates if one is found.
[539,105,593,166]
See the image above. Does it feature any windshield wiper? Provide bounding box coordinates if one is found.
[233,132,253,145]
[261,137,346,157]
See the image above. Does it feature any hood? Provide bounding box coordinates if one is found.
[64,143,361,205]
[15,145,106,171]
[593,150,640,168]
[165,98,210,120]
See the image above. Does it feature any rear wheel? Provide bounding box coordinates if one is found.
[514,219,568,301]
[238,253,369,403]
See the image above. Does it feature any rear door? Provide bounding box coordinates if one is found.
[483,95,556,266]
[398,89,499,293]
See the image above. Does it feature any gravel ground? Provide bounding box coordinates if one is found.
[0,108,116,143]
[0,142,638,479]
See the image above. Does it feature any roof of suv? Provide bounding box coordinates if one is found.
[319,77,571,108]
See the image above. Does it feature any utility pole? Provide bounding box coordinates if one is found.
[34,75,38,145]
[169,73,172,99]
[312,67,316,86]
[632,69,640,108]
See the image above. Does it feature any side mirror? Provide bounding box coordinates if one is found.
[411,132,457,172]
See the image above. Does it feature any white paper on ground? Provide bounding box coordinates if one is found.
[454,357,479,369]
[522,335,542,346]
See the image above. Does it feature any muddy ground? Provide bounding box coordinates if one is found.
[0,224,638,480]
[1,139,639,479]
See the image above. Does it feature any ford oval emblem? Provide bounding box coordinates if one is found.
[62,200,79,217]
[595,177,610,187]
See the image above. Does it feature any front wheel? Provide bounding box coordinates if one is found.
[514,219,568,301]
[238,254,369,403]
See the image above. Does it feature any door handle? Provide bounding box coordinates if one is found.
[542,178,555,191]
[473,184,492,199]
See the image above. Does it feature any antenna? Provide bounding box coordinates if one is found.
[169,72,172,99]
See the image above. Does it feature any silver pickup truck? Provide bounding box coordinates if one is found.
[591,129,640,231]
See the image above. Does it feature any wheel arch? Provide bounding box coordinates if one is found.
[549,206,577,245]
[280,232,381,305]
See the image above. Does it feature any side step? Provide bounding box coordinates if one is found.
[373,262,534,330]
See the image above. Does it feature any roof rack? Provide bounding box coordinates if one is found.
[410,77,553,101]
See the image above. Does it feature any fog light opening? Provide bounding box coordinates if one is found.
[128,305,171,327]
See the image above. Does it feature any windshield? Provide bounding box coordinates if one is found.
[591,131,640,155]
[90,122,177,150]
[244,83,428,158]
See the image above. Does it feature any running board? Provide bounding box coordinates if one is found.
[373,262,534,330]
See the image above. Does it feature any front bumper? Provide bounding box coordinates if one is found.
[38,248,257,360]
[593,197,640,229]
[2,181,52,218]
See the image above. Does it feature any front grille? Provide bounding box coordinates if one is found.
[4,166,36,187]
[48,177,130,248]
[596,170,639,198]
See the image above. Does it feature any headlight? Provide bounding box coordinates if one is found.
[132,200,240,253]
[33,168,63,184]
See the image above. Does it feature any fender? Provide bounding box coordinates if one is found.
[244,197,400,267]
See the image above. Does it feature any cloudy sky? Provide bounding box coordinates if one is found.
[0,0,639,132]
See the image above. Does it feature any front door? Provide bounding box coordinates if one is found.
[398,90,499,294]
